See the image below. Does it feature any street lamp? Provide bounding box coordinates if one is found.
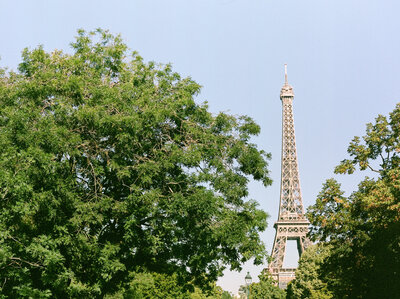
[245,272,252,298]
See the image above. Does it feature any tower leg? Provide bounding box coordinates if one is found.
[268,224,311,288]
[269,234,287,274]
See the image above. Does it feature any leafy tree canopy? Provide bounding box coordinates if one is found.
[248,272,285,299]
[0,29,272,298]
[307,104,400,298]
[114,271,223,299]
[286,244,332,299]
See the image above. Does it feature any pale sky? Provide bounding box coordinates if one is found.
[1,0,399,295]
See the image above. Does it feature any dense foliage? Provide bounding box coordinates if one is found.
[286,244,332,299]
[306,104,400,298]
[110,271,224,299]
[0,29,272,298]
[248,272,285,299]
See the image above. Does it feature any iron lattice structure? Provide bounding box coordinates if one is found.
[268,65,311,288]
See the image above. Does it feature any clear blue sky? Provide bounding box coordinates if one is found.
[1,0,399,295]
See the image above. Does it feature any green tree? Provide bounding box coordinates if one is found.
[220,291,233,299]
[106,272,225,299]
[307,104,400,298]
[248,272,285,299]
[286,244,332,299]
[120,272,223,299]
[0,29,272,298]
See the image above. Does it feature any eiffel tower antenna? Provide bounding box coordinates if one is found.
[284,64,288,84]
[268,65,311,288]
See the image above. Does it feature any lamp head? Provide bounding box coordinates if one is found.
[245,272,252,285]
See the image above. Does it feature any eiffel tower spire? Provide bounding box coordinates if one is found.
[268,65,311,288]
[284,64,288,85]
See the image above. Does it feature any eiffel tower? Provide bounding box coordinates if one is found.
[268,65,311,288]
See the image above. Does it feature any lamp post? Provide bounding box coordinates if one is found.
[245,272,252,299]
